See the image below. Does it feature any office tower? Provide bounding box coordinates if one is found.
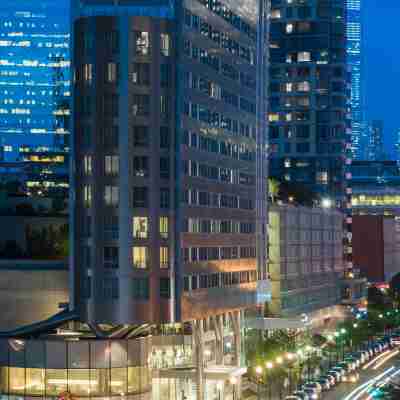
[0,0,70,162]
[367,120,384,161]
[346,0,363,159]
[268,0,349,204]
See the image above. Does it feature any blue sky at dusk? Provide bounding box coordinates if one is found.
[364,1,400,158]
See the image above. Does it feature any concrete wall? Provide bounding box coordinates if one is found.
[0,261,69,330]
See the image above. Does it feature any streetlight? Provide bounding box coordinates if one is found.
[322,198,332,208]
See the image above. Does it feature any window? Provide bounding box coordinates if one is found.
[160,33,170,56]
[159,216,169,239]
[160,278,170,298]
[83,63,92,82]
[160,64,170,87]
[133,156,149,177]
[133,217,148,239]
[132,278,149,299]
[286,23,294,34]
[160,188,170,208]
[105,30,119,53]
[132,63,150,85]
[298,52,311,62]
[160,157,170,179]
[104,185,119,206]
[106,62,118,83]
[296,142,310,153]
[160,96,168,116]
[83,185,92,207]
[104,246,118,268]
[132,95,149,116]
[132,187,148,208]
[134,31,150,55]
[103,94,118,117]
[133,126,148,147]
[104,215,118,240]
[105,155,119,175]
[83,155,92,175]
[104,126,118,147]
[160,246,169,268]
[132,246,148,269]
[160,127,170,149]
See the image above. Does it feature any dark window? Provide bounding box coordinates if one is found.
[104,246,119,268]
[160,157,170,179]
[82,276,91,298]
[184,276,190,291]
[160,127,170,149]
[133,187,148,208]
[160,188,170,208]
[191,275,198,290]
[103,94,119,117]
[132,95,150,116]
[104,215,119,240]
[132,278,149,299]
[132,63,150,85]
[105,30,119,54]
[160,278,171,298]
[104,126,118,147]
[297,142,310,153]
[133,126,148,147]
[160,64,170,88]
[133,156,149,177]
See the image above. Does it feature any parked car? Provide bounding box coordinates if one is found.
[301,388,318,400]
[316,377,330,391]
[302,382,322,394]
[328,369,342,382]
[285,396,302,400]
[320,374,336,386]
[292,391,310,400]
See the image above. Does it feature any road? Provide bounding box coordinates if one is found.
[323,348,400,400]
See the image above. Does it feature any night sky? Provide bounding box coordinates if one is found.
[364,1,400,158]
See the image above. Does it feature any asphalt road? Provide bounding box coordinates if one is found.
[323,348,400,400]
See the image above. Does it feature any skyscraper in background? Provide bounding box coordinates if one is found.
[0,0,70,162]
[367,120,385,161]
[346,0,364,159]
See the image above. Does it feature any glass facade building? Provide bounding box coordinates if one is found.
[346,0,363,159]
[0,0,70,162]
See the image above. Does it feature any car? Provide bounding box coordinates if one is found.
[345,356,360,369]
[303,382,322,393]
[316,378,330,391]
[301,388,319,400]
[337,362,354,372]
[348,372,360,383]
[332,366,347,377]
[320,374,336,386]
[292,391,310,400]
[285,396,302,400]
[328,369,342,382]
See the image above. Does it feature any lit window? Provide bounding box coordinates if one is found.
[132,246,148,269]
[298,52,311,62]
[133,217,148,239]
[316,171,328,184]
[160,33,170,56]
[271,9,281,19]
[83,155,92,175]
[286,23,294,34]
[106,62,118,83]
[83,185,92,207]
[159,216,169,239]
[160,246,169,269]
[104,185,119,206]
[268,113,279,122]
[105,155,119,175]
[285,83,293,92]
[284,159,291,168]
[83,63,92,82]
[298,81,310,92]
[3,145,12,152]
[135,31,150,55]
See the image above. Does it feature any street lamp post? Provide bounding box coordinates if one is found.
[265,361,273,400]
[255,366,263,400]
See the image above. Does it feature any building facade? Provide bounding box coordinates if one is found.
[346,0,363,159]
[0,0,70,162]
[268,0,349,204]
[351,160,400,215]
[366,120,385,161]
[268,205,344,319]
[353,215,400,283]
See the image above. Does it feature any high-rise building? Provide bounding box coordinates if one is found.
[346,0,363,159]
[367,120,384,161]
[268,0,349,204]
[0,0,70,162]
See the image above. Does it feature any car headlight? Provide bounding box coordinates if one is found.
[312,394,318,400]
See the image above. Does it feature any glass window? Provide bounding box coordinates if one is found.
[132,278,149,299]
[104,125,118,147]
[9,367,25,394]
[160,157,170,179]
[160,33,170,56]
[132,95,150,116]
[298,51,311,62]
[46,369,67,396]
[160,278,171,298]
[105,155,119,175]
[159,216,168,239]
[134,31,150,55]
[83,155,92,175]
[133,217,148,239]
[132,63,150,85]
[133,156,149,177]
[106,62,118,83]
[83,184,92,207]
[128,366,140,393]
[160,246,169,269]
[160,188,170,208]
[0,367,8,393]
[133,126,148,147]
[111,367,127,395]
[104,246,119,268]
[104,185,119,206]
[90,369,110,396]
[68,369,90,396]
[132,246,148,269]
[160,127,169,149]
[132,187,148,208]
[160,64,170,87]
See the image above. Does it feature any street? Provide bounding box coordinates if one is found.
[323,348,400,400]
